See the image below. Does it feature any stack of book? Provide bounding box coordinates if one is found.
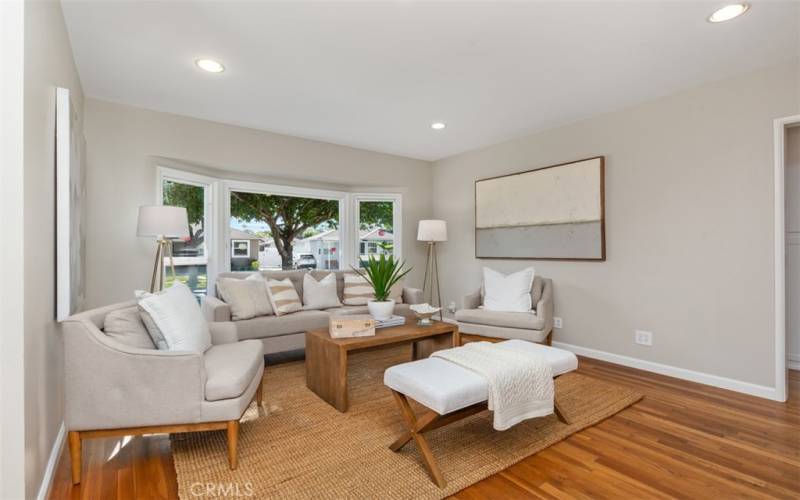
[375,315,406,328]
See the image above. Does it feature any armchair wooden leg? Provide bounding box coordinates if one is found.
[227,420,239,470]
[256,378,263,408]
[68,431,82,485]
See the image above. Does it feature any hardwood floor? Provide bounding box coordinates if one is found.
[48,359,800,499]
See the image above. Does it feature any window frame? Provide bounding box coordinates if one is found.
[352,193,403,268]
[156,166,218,295]
[157,167,403,277]
[224,179,350,272]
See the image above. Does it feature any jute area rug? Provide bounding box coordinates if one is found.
[172,345,642,499]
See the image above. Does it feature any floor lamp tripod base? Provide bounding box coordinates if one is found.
[422,241,444,321]
[149,238,178,293]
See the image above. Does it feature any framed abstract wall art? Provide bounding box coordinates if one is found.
[475,156,605,261]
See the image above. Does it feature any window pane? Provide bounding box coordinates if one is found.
[162,180,207,296]
[229,191,340,271]
[358,200,394,266]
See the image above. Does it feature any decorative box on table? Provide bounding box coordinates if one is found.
[329,315,376,338]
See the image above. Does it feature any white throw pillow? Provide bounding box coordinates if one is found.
[482,267,535,313]
[265,278,303,316]
[136,282,211,353]
[216,274,273,320]
[342,273,374,305]
[303,273,342,310]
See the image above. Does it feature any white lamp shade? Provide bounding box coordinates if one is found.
[417,219,447,242]
[137,205,190,238]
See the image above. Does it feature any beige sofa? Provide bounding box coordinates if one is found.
[62,301,264,484]
[202,269,424,355]
[454,275,554,345]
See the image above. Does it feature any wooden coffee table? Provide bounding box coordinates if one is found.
[305,321,459,412]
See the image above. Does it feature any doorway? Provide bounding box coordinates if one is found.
[786,125,800,375]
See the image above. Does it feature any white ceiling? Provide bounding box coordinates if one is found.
[61,1,799,161]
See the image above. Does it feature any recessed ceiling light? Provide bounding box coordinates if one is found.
[431,122,446,130]
[195,59,225,73]
[708,3,749,23]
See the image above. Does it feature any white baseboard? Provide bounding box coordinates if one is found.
[789,353,800,370]
[446,318,781,400]
[552,341,783,401]
[36,421,65,500]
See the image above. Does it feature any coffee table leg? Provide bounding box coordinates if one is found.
[412,331,455,360]
[306,334,349,412]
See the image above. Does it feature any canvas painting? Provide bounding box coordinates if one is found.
[56,87,86,320]
[475,156,605,260]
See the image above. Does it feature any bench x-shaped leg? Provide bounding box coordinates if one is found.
[389,386,570,489]
[389,390,447,488]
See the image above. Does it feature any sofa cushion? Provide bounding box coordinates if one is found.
[204,340,263,401]
[103,306,156,349]
[234,310,330,340]
[266,278,303,316]
[217,274,273,320]
[136,283,211,353]
[302,272,342,310]
[455,308,545,331]
[342,273,374,305]
[483,267,534,312]
[481,274,544,312]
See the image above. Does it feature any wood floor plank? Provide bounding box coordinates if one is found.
[48,358,800,499]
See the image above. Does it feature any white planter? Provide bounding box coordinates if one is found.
[367,299,395,321]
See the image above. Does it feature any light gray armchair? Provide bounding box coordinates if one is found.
[62,300,264,484]
[454,276,554,345]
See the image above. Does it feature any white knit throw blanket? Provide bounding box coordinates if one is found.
[431,342,554,430]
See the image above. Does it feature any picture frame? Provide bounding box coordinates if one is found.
[474,156,605,261]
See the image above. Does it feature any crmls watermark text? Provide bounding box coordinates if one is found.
[190,482,255,497]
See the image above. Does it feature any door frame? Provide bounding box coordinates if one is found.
[774,114,800,402]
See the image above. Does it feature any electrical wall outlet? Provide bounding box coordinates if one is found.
[553,317,563,329]
[448,301,457,313]
[635,330,653,346]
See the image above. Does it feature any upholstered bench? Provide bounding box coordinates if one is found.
[383,340,578,487]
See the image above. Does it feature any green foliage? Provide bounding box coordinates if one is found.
[163,181,204,237]
[250,260,260,271]
[230,192,339,268]
[353,254,411,302]
[359,201,393,231]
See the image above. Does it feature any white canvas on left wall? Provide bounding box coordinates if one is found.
[56,87,85,320]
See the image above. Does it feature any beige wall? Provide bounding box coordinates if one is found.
[432,63,799,388]
[83,98,432,308]
[21,0,85,497]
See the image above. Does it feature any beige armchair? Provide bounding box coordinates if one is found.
[454,276,554,345]
[62,300,264,484]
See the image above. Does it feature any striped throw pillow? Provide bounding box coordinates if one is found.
[342,273,375,305]
[265,278,303,316]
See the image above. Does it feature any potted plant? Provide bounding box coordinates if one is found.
[353,254,412,321]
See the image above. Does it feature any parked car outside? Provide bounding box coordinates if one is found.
[295,253,317,270]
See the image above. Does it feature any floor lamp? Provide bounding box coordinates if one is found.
[137,205,190,293]
[417,220,447,321]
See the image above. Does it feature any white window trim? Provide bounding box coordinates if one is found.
[352,193,403,268]
[230,239,251,258]
[156,168,403,277]
[224,179,351,272]
[156,166,219,294]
